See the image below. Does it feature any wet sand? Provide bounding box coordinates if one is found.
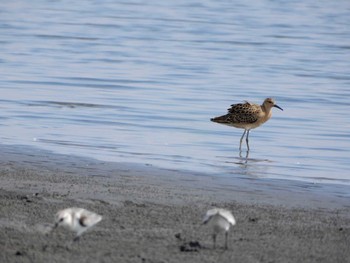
[1,145,350,263]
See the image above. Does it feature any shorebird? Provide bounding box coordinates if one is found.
[202,208,236,249]
[211,98,283,151]
[52,207,102,241]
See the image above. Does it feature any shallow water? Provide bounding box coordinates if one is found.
[1,1,350,186]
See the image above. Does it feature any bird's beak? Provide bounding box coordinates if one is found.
[51,223,58,231]
[274,104,283,111]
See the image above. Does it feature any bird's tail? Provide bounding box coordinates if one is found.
[210,115,230,124]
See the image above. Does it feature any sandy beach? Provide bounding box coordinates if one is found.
[1,145,349,263]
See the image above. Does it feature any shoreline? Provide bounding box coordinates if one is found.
[1,144,350,262]
[1,144,349,209]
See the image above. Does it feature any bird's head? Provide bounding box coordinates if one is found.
[264,98,283,111]
[53,210,72,229]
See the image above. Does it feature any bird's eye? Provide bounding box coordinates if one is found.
[59,218,64,222]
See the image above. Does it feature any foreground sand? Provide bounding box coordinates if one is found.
[0,146,349,263]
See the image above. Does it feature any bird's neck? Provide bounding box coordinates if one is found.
[261,104,272,113]
[261,105,273,122]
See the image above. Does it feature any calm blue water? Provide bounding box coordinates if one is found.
[1,1,350,186]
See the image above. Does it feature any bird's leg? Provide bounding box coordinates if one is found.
[246,130,250,152]
[239,130,247,152]
[67,235,80,249]
[244,150,249,163]
[225,232,228,250]
[212,233,216,249]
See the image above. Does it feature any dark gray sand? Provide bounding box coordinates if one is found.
[1,146,350,263]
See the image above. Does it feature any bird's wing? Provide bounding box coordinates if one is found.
[227,103,260,123]
[217,209,236,226]
[80,210,102,226]
[202,208,219,224]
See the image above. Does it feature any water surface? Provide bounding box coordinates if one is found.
[1,1,350,187]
